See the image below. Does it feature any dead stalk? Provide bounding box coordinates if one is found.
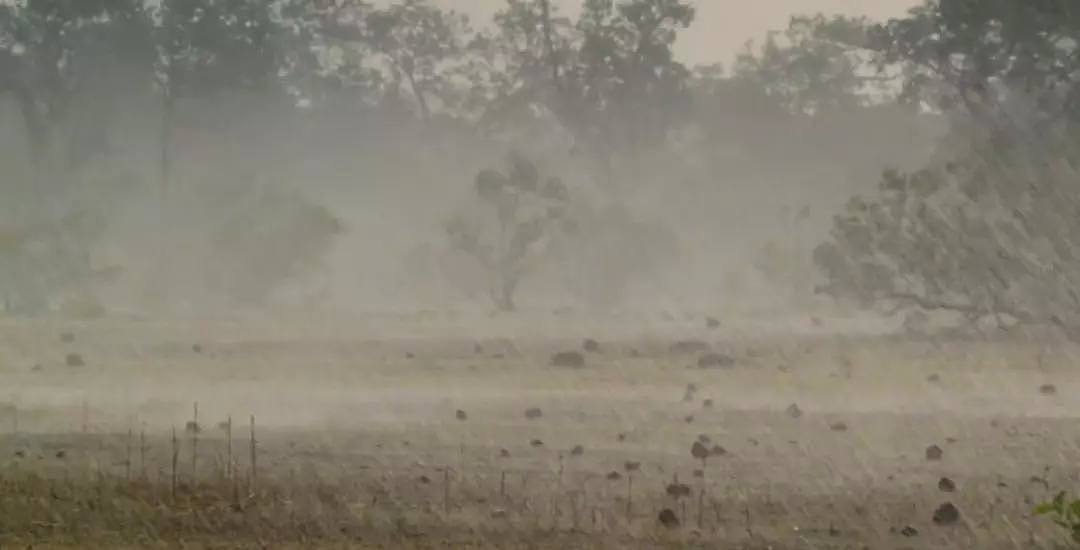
[170,426,178,501]
[191,402,198,482]
[249,415,257,496]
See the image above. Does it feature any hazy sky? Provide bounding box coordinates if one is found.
[441,0,919,66]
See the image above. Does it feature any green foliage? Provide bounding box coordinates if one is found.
[1036,491,1080,544]
[868,0,1080,118]
[446,152,571,311]
[734,14,878,115]
[814,124,1080,333]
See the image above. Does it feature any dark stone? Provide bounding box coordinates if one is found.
[658,508,680,528]
[456,410,468,421]
[932,502,960,525]
[698,353,736,369]
[926,444,944,461]
[938,477,956,492]
[706,317,721,329]
[530,439,544,447]
[551,351,586,368]
[691,441,709,460]
[786,403,803,419]
[829,421,849,432]
[570,444,585,456]
[900,525,919,537]
[582,339,601,353]
[524,407,543,420]
[60,332,75,344]
[666,483,692,498]
[65,354,85,367]
[1040,384,1057,396]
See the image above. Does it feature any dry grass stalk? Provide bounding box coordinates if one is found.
[249,415,257,496]
[170,426,178,501]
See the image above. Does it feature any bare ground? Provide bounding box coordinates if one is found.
[0,313,1077,548]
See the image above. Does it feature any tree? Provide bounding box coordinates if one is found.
[814,1,1080,336]
[0,0,152,172]
[733,14,884,115]
[815,123,1080,334]
[475,0,695,183]
[152,0,281,188]
[445,153,571,311]
[868,0,1080,119]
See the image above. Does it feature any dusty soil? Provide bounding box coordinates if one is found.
[0,313,1077,548]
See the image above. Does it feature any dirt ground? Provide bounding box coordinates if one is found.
[0,312,1078,548]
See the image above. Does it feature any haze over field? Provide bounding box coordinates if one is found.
[1,1,1080,548]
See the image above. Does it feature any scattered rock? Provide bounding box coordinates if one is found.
[925,444,944,461]
[616,432,627,442]
[65,354,85,367]
[932,502,960,525]
[1040,384,1057,396]
[945,437,958,444]
[582,339,601,353]
[404,352,415,359]
[499,448,511,458]
[666,483,692,498]
[927,373,941,383]
[829,421,849,432]
[693,469,704,478]
[698,353,736,369]
[30,364,43,372]
[786,403,803,419]
[192,344,203,354]
[629,348,641,358]
[530,439,544,448]
[702,398,714,409]
[570,445,585,456]
[691,441,710,460]
[418,475,431,484]
[55,450,66,459]
[658,508,680,528]
[60,332,75,344]
[606,471,622,481]
[455,410,468,421]
[551,351,586,368]
[670,340,710,354]
[710,444,727,456]
[683,384,697,402]
[14,450,24,458]
[938,477,957,492]
[624,461,640,472]
[900,525,919,537]
[684,415,695,424]
[696,434,711,445]
[524,407,543,420]
[706,317,721,330]
[473,342,484,355]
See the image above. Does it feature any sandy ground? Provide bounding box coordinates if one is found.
[0,312,1078,548]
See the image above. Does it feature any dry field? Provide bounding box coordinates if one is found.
[0,312,1078,549]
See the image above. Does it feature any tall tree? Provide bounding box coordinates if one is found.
[152,0,281,189]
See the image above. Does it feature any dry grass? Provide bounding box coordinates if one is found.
[0,314,1078,548]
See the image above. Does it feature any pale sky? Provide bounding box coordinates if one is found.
[441,0,919,66]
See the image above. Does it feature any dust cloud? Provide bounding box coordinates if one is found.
[1,1,1078,548]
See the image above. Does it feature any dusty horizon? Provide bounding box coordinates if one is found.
[437,0,919,66]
